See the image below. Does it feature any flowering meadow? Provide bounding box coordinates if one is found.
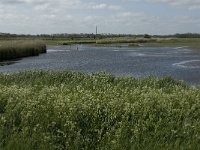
[0,71,200,149]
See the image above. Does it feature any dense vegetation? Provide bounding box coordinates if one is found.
[0,40,46,61]
[174,33,200,38]
[0,71,200,149]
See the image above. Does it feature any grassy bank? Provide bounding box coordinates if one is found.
[96,38,157,44]
[45,37,200,51]
[46,39,96,45]
[0,71,200,149]
[0,40,46,61]
[46,38,157,45]
[3,37,199,52]
[142,38,200,47]
[95,37,200,53]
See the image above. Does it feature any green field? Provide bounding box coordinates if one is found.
[0,71,200,149]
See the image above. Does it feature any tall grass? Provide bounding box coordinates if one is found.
[0,71,200,149]
[0,40,46,61]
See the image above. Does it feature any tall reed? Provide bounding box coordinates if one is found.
[0,40,46,61]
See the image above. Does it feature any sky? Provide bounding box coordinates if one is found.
[0,0,200,35]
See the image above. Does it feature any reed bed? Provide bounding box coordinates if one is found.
[0,71,200,149]
[0,40,46,61]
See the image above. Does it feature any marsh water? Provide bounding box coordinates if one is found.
[1,44,200,85]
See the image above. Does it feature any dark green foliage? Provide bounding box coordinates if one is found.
[144,34,151,38]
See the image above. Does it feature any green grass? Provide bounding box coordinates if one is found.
[0,40,46,61]
[140,38,200,46]
[45,37,200,52]
[45,37,158,45]
[46,39,96,45]
[96,38,157,44]
[95,37,200,53]
[0,71,200,149]
[142,38,200,54]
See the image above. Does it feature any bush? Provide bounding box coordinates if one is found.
[144,34,151,39]
[0,71,200,149]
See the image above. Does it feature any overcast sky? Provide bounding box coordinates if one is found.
[0,0,200,35]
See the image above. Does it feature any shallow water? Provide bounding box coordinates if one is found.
[0,44,200,84]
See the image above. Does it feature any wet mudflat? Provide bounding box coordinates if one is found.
[1,44,200,84]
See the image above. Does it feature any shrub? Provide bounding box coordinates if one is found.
[0,71,200,149]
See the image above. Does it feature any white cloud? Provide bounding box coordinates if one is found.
[0,0,121,11]
[150,0,200,10]
[85,3,121,10]
[124,0,200,10]
[0,0,199,34]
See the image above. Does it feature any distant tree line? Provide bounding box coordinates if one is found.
[0,32,200,39]
[173,33,200,38]
[0,32,134,40]
[152,33,200,38]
